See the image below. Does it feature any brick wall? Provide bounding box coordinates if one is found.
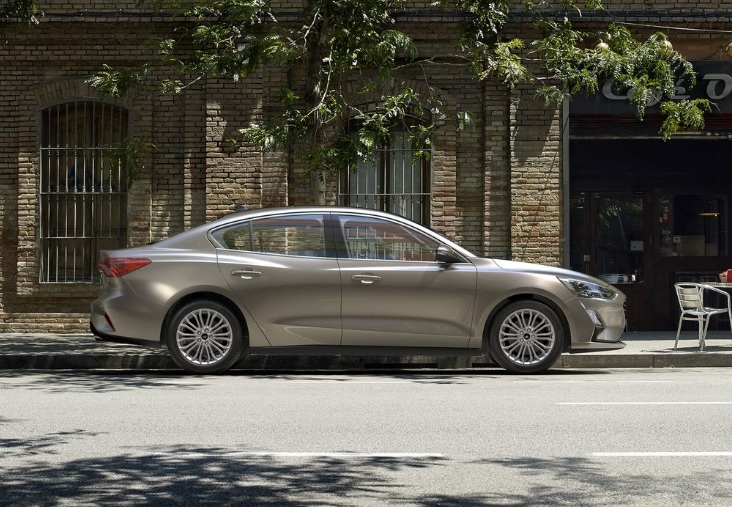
[483,83,511,259]
[509,85,563,265]
[0,1,730,331]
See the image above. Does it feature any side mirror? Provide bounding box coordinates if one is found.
[436,245,464,264]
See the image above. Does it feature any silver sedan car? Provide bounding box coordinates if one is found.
[91,206,626,374]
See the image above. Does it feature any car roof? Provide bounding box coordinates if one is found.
[211,206,413,228]
[196,206,476,258]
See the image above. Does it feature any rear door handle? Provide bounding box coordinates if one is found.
[351,274,382,284]
[231,269,262,280]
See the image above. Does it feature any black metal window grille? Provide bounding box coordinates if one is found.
[39,101,129,283]
[339,130,431,225]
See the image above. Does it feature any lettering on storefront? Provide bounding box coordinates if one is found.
[570,61,732,114]
[600,74,732,104]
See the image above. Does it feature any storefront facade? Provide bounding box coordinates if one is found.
[569,61,732,330]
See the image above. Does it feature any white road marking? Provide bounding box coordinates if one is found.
[559,401,732,405]
[551,381,674,384]
[594,452,732,457]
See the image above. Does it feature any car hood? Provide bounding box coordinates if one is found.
[474,257,613,286]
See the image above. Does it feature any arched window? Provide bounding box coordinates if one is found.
[339,122,431,225]
[39,101,129,283]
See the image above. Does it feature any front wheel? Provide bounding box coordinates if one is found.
[165,300,246,374]
[488,300,564,374]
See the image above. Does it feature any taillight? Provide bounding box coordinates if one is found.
[97,258,151,278]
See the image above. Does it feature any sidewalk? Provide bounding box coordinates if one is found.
[2,331,732,371]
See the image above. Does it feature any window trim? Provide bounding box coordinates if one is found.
[38,100,130,284]
[338,117,432,226]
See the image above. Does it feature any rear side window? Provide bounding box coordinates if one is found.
[212,214,326,257]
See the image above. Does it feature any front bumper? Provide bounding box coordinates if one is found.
[568,295,626,352]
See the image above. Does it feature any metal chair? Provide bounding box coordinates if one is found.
[674,283,732,351]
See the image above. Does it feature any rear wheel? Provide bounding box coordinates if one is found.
[166,300,246,374]
[488,300,564,374]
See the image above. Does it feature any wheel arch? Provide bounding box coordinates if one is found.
[160,291,250,346]
[481,294,571,353]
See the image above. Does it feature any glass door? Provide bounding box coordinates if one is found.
[654,192,729,330]
[595,196,645,285]
[570,192,651,329]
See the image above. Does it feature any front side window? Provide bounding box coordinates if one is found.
[339,129,431,225]
[39,101,129,283]
[212,214,327,257]
[337,215,439,262]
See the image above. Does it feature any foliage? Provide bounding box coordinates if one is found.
[87,65,151,98]
[94,0,431,179]
[86,0,713,190]
[104,136,157,183]
[532,21,708,139]
[0,0,42,40]
[659,99,713,139]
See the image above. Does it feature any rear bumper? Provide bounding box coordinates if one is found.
[90,322,161,349]
[90,289,166,344]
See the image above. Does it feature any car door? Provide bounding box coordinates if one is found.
[212,212,342,346]
[335,213,477,348]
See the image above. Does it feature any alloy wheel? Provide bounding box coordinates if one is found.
[175,308,234,366]
[498,307,557,366]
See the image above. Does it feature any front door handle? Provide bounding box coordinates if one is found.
[351,274,382,284]
[231,269,262,280]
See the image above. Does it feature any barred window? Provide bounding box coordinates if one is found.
[339,129,431,225]
[39,101,129,283]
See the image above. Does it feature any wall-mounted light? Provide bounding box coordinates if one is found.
[661,38,673,53]
[699,212,720,217]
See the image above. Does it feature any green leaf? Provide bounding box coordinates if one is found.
[86,65,149,98]
[659,99,713,140]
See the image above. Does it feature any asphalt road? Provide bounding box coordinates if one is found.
[2,368,732,506]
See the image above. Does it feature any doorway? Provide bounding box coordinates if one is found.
[569,139,732,330]
[570,192,651,329]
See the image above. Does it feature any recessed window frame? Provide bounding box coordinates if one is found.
[39,100,130,284]
[338,114,432,226]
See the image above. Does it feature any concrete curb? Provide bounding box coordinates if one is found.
[0,352,492,371]
[0,354,732,371]
[3,351,732,372]
[0,354,177,371]
[2,332,732,371]
[556,352,732,369]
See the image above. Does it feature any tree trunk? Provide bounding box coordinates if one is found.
[304,3,328,205]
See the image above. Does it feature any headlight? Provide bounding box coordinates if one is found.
[558,277,616,299]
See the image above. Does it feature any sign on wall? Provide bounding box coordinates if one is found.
[569,61,732,115]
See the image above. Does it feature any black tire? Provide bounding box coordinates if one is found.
[165,300,246,374]
[488,300,564,374]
